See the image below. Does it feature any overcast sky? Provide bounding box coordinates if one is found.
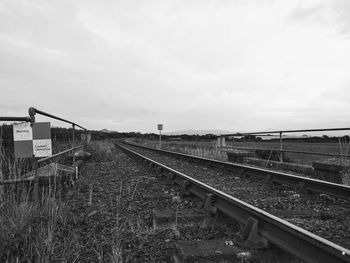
[1,0,350,133]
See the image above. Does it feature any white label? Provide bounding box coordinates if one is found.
[33,139,52,157]
[13,122,33,141]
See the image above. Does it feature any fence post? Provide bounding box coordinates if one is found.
[279,131,283,163]
[84,129,88,148]
[0,127,3,201]
[29,107,39,201]
[72,124,76,165]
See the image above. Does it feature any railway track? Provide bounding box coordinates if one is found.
[122,142,350,199]
[115,141,350,263]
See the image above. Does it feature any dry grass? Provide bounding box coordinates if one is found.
[87,140,116,162]
[339,138,350,185]
[0,186,71,262]
[0,134,78,262]
[140,140,228,161]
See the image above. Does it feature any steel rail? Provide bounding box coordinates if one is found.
[222,146,350,158]
[31,107,86,130]
[121,142,350,199]
[223,127,350,136]
[116,142,350,263]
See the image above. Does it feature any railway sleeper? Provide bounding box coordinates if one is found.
[200,193,269,249]
[173,239,250,263]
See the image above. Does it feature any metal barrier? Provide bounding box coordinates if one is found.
[219,127,350,163]
[0,107,88,200]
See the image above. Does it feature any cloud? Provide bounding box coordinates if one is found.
[288,0,350,37]
[0,1,350,132]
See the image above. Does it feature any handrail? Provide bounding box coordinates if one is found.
[38,145,84,164]
[0,145,84,185]
[30,107,86,130]
[0,108,89,200]
[0,116,31,122]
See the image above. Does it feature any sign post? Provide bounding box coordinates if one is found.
[157,124,163,149]
[13,120,52,201]
[72,124,76,165]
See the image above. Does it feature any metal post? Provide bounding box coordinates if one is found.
[279,131,283,163]
[84,129,88,148]
[0,128,3,201]
[159,130,162,149]
[72,124,76,165]
[28,108,39,201]
[33,159,39,201]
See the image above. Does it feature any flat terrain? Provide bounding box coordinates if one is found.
[139,140,350,165]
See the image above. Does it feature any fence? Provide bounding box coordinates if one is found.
[0,107,88,200]
[219,127,350,164]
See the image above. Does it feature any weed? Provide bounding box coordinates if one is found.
[338,137,350,185]
[87,140,116,162]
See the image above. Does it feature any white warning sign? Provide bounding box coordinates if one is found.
[13,122,33,141]
[33,139,52,157]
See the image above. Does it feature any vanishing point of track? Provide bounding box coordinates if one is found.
[115,141,350,263]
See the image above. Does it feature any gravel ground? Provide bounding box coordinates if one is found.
[123,144,350,250]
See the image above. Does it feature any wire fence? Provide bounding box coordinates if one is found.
[218,127,350,165]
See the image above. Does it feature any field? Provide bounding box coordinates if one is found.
[228,140,350,165]
[136,139,350,166]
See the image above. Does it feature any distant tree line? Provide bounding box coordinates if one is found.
[1,124,349,148]
[229,134,350,142]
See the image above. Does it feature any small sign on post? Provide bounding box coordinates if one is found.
[13,122,52,158]
[157,124,163,149]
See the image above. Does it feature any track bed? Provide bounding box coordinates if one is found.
[123,143,350,249]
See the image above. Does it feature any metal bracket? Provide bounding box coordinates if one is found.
[179,180,190,197]
[202,193,217,214]
[235,217,269,249]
